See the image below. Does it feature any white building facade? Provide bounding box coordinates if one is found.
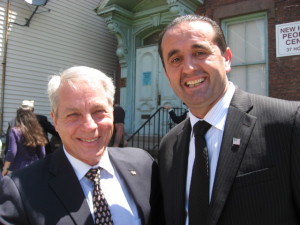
[0,0,118,134]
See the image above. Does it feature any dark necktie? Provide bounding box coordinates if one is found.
[85,167,114,225]
[189,120,212,225]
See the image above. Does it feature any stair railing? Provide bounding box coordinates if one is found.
[126,107,186,157]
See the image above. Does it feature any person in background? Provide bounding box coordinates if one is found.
[4,100,60,155]
[168,108,188,124]
[2,106,47,176]
[158,14,300,225]
[35,110,61,154]
[0,66,164,225]
[164,103,188,124]
[109,103,128,147]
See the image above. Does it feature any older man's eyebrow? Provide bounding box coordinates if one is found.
[63,107,78,113]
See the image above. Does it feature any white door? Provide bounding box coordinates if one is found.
[135,46,181,133]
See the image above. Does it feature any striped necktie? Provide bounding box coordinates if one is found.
[189,120,211,225]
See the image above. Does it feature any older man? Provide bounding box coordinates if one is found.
[0,66,163,225]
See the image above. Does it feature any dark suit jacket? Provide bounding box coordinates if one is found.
[158,88,300,225]
[35,114,59,138]
[0,147,163,225]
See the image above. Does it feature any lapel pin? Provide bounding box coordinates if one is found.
[232,137,240,152]
[232,138,240,146]
[129,170,137,176]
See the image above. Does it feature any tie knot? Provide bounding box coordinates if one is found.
[85,167,101,184]
[193,120,211,137]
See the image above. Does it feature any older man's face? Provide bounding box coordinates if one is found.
[51,81,113,166]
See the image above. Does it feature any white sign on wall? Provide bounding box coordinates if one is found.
[276,21,300,57]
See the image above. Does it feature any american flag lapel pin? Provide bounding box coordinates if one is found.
[232,137,240,152]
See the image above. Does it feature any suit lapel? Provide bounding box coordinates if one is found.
[172,119,191,225]
[208,89,257,225]
[48,148,94,225]
[108,149,148,221]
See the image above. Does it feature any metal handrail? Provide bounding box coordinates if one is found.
[127,107,163,141]
[126,107,187,157]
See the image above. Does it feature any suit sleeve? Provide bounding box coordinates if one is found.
[291,105,300,213]
[0,176,29,225]
[148,161,166,225]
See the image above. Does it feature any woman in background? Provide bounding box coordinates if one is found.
[2,106,47,176]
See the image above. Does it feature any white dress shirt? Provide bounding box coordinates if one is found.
[185,82,235,225]
[64,148,141,225]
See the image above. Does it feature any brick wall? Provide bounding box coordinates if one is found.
[197,0,300,100]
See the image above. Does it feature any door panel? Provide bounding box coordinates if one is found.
[135,46,181,133]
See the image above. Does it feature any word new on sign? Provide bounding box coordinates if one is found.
[276,21,300,57]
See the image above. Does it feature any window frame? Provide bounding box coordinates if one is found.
[221,12,269,96]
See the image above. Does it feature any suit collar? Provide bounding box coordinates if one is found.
[108,147,150,225]
[108,147,143,204]
[229,87,254,113]
[171,119,192,224]
[208,88,256,225]
[48,148,94,225]
[63,146,114,180]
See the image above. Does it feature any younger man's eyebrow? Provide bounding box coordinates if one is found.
[191,43,210,50]
[166,43,213,61]
[167,49,179,60]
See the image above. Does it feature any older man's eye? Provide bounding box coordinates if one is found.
[66,113,79,118]
[95,109,105,114]
[94,110,107,117]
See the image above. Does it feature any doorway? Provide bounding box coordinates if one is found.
[134,45,182,133]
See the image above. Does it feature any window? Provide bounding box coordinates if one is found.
[143,31,161,46]
[222,13,268,96]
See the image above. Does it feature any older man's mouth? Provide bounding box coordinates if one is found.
[79,137,99,143]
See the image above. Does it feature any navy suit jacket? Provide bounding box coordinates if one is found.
[0,147,163,225]
[159,88,300,225]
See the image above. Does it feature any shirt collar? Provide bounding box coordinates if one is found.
[63,146,115,181]
[190,81,235,132]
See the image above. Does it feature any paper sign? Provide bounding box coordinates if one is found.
[276,21,300,57]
